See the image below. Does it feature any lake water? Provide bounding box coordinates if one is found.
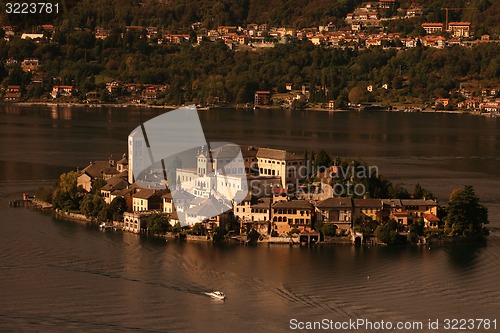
[1,105,499,332]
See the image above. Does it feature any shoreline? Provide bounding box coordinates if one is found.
[1,101,495,117]
[13,198,488,247]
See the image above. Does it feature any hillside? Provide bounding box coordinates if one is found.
[0,0,497,35]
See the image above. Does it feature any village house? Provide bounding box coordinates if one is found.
[405,6,422,18]
[423,213,440,228]
[95,27,110,40]
[479,100,499,113]
[101,176,129,204]
[254,91,271,106]
[162,192,174,213]
[77,157,120,192]
[3,86,21,102]
[448,22,471,38]
[379,0,396,9]
[123,211,153,233]
[132,189,163,212]
[422,23,444,34]
[457,98,480,111]
[271,199,314,235]
[422,36,446,48]
[255,148,306,188]
[316,197,353,230]
[239,197,273,235]
[21,58,39,72]
[106,80,123,94]
[142,85,158,100]
[353,199,383,221]
[400,199,438,221]
[51,85,73,99]
[435,98,450,107]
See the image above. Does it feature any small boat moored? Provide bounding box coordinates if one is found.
[204,291,226,300]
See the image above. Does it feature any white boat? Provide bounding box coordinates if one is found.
[204,291,225,300]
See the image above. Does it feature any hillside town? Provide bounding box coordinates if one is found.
[1,0,498,115]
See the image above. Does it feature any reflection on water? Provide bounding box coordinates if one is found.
[443,243,487,270]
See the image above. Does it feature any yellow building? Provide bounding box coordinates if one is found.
[353,199,383,221]
[272,200,314,235]
[132,189,163,212]
[256,148,306,188]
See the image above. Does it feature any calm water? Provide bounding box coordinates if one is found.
[1,105,499,332]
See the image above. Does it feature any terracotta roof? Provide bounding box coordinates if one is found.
[424,213,440,222]
[317,197,353,208]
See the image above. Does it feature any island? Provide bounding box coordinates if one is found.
[16,145,489,246]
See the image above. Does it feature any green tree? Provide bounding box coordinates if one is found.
[109,196,127,221]
[315,149,332,168]
[247,229,260,244]
[348,86,364,104]
[376,220,406,245]
[212,226,227,242]
[80,193,106,218]
[191,222,205,236]
[148,213,170,235]
[52,171,82,211]
[321,223,338,236]
[91,177,107,194]
[445,185,488,237]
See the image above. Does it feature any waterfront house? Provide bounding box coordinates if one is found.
[435,98,450,107]
[233,192,253,221]
[328,100,335,109]
[240,197,272,235]
[123,211,157,233]
[272,199,314,235]
[316,197,353,230]
[353,198,383,222]
[423,213,440,228]
[51,85,73,99]
[132,189,163,212]
[400,199,438,222]
[254,91,271,106]
[4,86,21,102]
